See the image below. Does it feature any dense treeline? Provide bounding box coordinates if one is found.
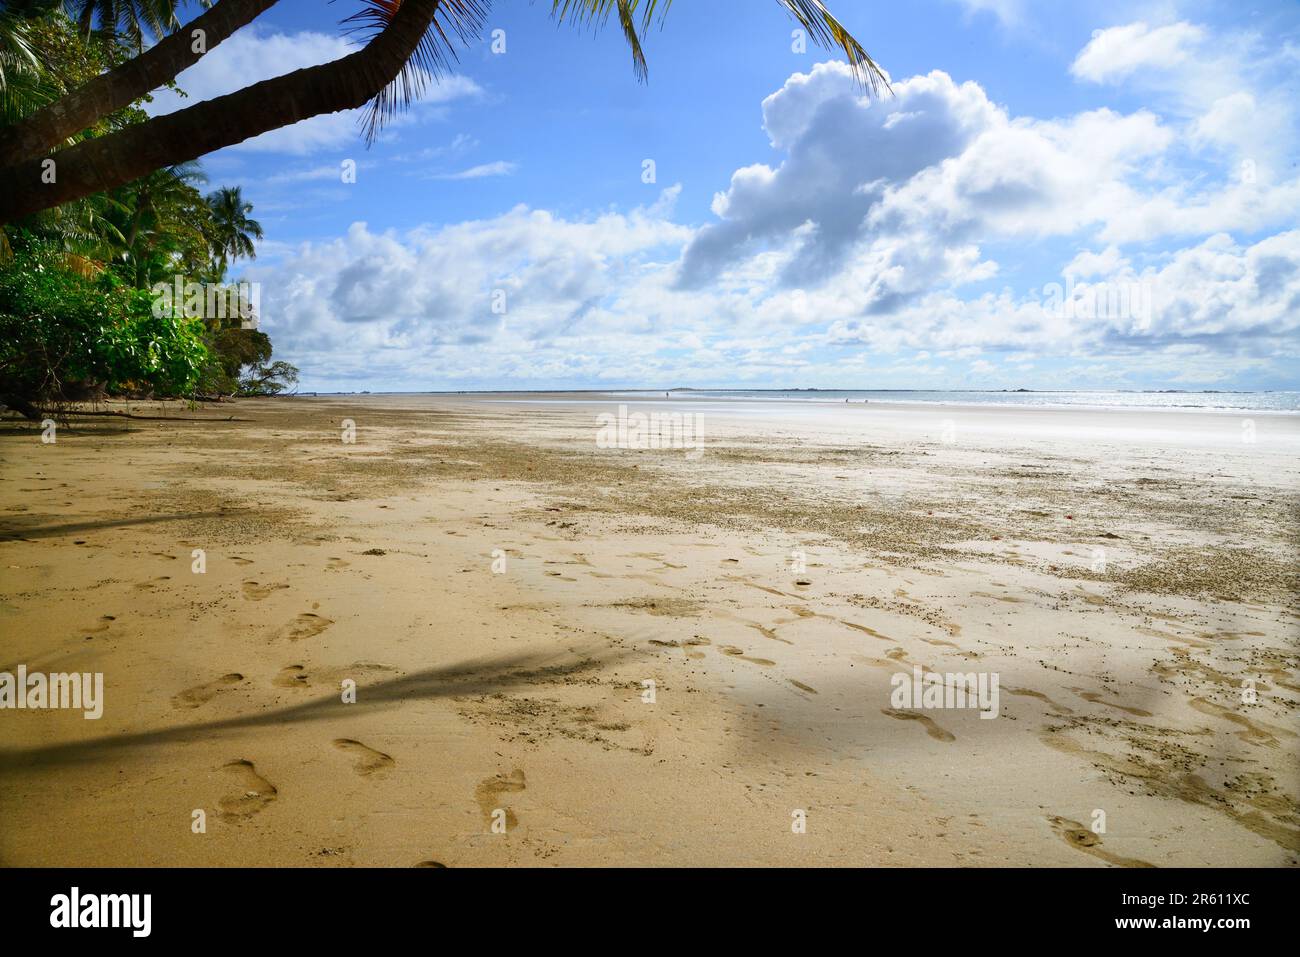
[0,3,297,418]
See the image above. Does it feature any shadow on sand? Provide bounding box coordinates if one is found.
[0,512,230,541]
[0,642,639,771]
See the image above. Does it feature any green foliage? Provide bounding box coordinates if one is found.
[239,359,300,396]
[205,186,263,277]
[108,284,211,393]
[0,8,297,407]
[196,324,270,395]
[108,162,213,288]
[0,243,209,402]
[1,6,151,138]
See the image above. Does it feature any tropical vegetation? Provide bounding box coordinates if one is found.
[0,3,297,417]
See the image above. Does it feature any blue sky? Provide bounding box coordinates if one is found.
[149,0,1300,392]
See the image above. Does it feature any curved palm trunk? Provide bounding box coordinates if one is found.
[0,0,441,223]
[0,0,281,170]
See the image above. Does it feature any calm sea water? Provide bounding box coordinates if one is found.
[608,390,1300,414]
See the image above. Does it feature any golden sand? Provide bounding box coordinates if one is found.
[0,394,1296,866]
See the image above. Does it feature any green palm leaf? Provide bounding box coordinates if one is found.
[339,0,489,145]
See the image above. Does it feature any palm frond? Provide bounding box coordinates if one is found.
[338,0,489,145]
[551,0,889,95]
[68,0,182,49]
[0,10,42,93]
[551,0,658,81]
[776,0,889,95]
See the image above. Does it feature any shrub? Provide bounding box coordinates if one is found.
[0,246,209,411]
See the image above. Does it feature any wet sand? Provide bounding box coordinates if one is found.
[1,393,1297,866]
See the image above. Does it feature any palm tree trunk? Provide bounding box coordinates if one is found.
[0,0,441,223]
[0,0,281,170]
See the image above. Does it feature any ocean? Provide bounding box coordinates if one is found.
[609,390,1300,414]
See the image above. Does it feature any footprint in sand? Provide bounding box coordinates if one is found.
[724,575,794,598]
[333,738,395,775]
[219,759,278,819]
[414,860,448,868]
[1005,686,1074,714]
[838,619,893,642]
[85,615,116,636]
[789,679,818,694]
[881,708,956,742]
[172,673,245,710]
[747,623,793,645]
[474,769,526,829]
[133,576,171,591]
[1048,816,1154,867]
[278,612,334,641]
[672,636,711,659]
[275,661,399,689]
[242,580,289,601]
[1190,697,1293,747]
[1072,689,1152,717]
[917,635,964,650]
[719,646,776,666]
[230,556,255,567]
[326,557,350,570]
[273,664,310,689]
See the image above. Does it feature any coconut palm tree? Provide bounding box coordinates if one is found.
[109,160,208,285]
[205,185,262,278]
[0,0,888,221]
[67,0,181,51]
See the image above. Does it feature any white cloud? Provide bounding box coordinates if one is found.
[678,67,1001,288]
[1070,21,1205,84]
[677,62,1182,308]
[247,34,1299,390]
[428,161,518,180]
[1071,19,1299,176]
[824,230,1300,358]
[250,195,694,384]
[1064,246,1127,279]
[260,161,372,186]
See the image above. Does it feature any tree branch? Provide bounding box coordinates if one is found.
[0,0,281,170]
[0,0,441,222]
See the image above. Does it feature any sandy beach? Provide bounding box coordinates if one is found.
[1,393,1296,867]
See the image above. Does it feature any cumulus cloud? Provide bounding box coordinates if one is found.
[825,230,1300,359]
[1072,20,1299,173]
[1070,21,1206,84]
[247,23,1300,390]
[677,67,1000,288]
[676,62,1178,311]
[250,196,695,384]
